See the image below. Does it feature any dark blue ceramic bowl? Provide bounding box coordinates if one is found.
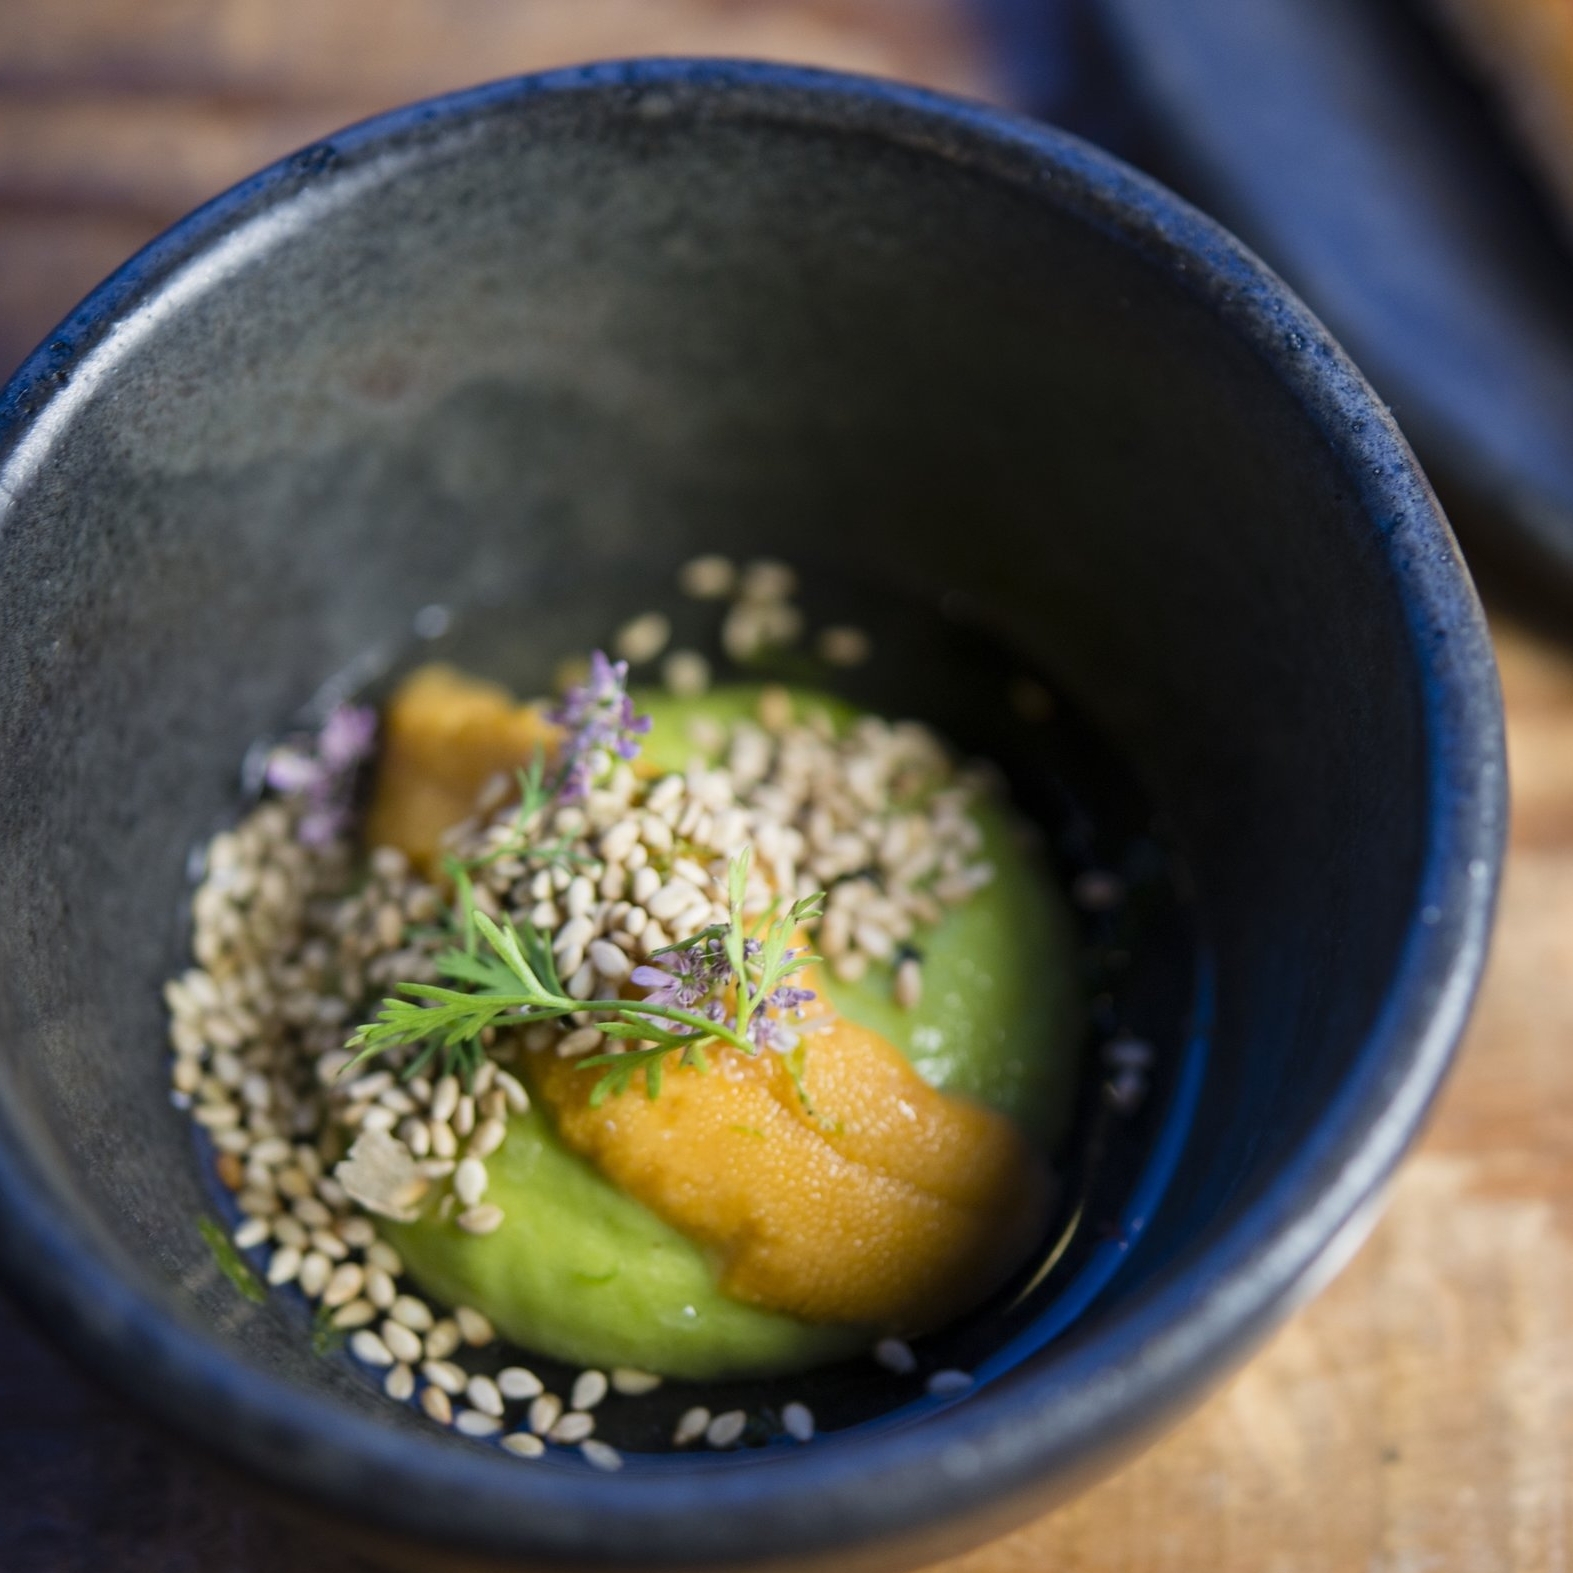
[0,61,1505,1572]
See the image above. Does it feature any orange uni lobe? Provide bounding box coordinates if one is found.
[365,664,559,876]
[527,974,1049,1333]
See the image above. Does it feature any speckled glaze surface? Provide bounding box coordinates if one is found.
[0,60,1505,1573]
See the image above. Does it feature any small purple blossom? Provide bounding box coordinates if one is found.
[548,650,652,802]
[264,703,377,847]
[630,931,817,1053]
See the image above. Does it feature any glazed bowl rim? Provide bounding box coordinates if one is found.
[0,57,1506,1568]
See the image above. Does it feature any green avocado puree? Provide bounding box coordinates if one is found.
[390,686,1079,1379]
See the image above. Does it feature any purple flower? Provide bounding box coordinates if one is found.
[264,703,377,847]
[549,651,651,802]
[629,957,709,1011]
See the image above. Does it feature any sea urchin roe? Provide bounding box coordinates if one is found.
[363,663,559,875]
[527,973,1049,1331]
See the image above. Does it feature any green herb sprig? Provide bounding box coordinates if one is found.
[345,849,825,1105]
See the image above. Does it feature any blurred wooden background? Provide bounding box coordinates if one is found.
[4,3,1572,1570]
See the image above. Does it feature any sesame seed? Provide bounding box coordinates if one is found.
[738,559,796,603]
[705,1410,748,1449]
[677,554,736,599]
[614,611,672,666]
[298,1252,332,1299]
[782,1402,815,1442]
[390,1294,434,1332]
[421,1360,466,1395]
[816,626,872,667]
[366,1240,403,1276]
[498,1366,544,1401]
[233,1217,269,1251]
[421,1386,453,1426]
[673,1407,711,1446]
[571,1369,609,1411]
[610,1368,662,1396]
[265,1246,302,1286]
[556,1025,605,1058]
[453,1157,488,1207]
[467,1375,505,1418]
[1072,870,1125,911]
[384,1363,415,1402]
[365,1266,396,1309]
[529,1394,563,1435]
[580,1439,624,1472]
[502,1431,546,1458]
[331,1299,377,1330]
[380,1320,423,1364]
[663,649,712,697]
[926,1369,974,1397]
[893,957,923,1010]
[874,1337,917,1374]
[455,1305,495,1347]
[457,1204,504,1236]
[422,1318,460,1359]
[549,1412,595,1445]
[456,1409,502,1437]
[350,1330,394,1368]
[588,939,630,980]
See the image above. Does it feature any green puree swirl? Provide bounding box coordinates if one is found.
[390,687,1080,1379]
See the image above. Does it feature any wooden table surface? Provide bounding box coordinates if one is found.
[3,4,1571,1569]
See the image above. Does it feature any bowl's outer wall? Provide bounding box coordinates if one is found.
[0,63,1504,1571]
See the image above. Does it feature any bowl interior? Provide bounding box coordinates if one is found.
[0,65,1489,1567]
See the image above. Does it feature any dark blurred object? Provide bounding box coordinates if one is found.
[981,0,1573,627]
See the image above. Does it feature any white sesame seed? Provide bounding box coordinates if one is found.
[557,1025,604,1058]
[926,1369,974,1397]
[678,554,736,599]
[1072,870,1125,911]
[571,1369,609,1411]
[502,1431,546,1458]
[529,1394,563,1435]
[456,1409,502,1437]
[662,649,712,697]
[455,1305,495,1347]
[365,1266,396,1309]
[298,1251,332,1299]
[421,1318,460,1360]
[893,957,923,1010]
[467,1374,505,1418]
[610,1368,662,1396]
[614,611,672,665]
[874,1338,916,1374]
[673,1407,711,1446]
[384,1362,415,1402]
[350,1330,394,1368]
[265,1246,302,1286]
[493,1069,530,1114]
[457,1204,504,1236]
[233,1217,269,1251]
[421,1360,466,1395]
[498,1365,544,1400]
[381,1320,423,1365]
[782,1402,815,1442]
[331,1298,377,1329]
[467,1118,507,1159]
[739,559,796,602]
[549,1411,595,1444]
[453,1157,489,1207]
[580,1439,624,1472]
[421,1385,453,1425]
[429,1075,459,1124]
[588,939,630,981]
[706,1410,748,1449]
[817,626,872,667]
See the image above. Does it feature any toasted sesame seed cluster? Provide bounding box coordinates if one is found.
[167,644,997,1461]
